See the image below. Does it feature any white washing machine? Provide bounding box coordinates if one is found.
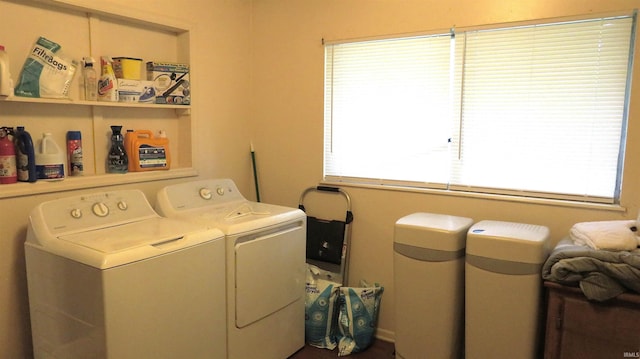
[25,189,227,359]
[156,178,307,359]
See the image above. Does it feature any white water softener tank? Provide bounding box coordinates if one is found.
[394,212,474,359]
[465,220,550,359]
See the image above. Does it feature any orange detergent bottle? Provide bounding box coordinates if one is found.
[127,129,171,171]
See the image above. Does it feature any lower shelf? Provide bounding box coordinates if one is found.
[0,167,198,199]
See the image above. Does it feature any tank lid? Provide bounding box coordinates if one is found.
[394,212,473,251]
[466,220,550,264]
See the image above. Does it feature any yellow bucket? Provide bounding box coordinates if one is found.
[113,57,142,79]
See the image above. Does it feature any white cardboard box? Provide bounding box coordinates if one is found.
[116,79,156,103]
[146,62,190,105]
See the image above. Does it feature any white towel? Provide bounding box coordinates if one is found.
[570,220,639,251]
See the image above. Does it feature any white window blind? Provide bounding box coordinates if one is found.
[324,14,635,203]
[451,17,635,201]
[324,34,453,186]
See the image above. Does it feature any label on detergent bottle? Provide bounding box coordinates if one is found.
[36,163,64,180]
[138,144,168,168]
[16,151,30,181]
[35,133,65,180]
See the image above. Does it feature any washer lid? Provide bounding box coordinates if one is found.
[59,218,192,252]
[45,218,224,269]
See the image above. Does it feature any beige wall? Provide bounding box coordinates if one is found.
[250,0,640,341]
[2,0,640,357]
[0,1,253,358]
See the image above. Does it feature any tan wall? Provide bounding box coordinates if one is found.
[0,1,252,358]
[250,0,640,340]
[3,1,640,357]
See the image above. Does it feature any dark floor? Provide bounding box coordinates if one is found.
[289,339,395,359]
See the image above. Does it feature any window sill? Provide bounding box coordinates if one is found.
[0,168,198,200]
[321,180,627,213]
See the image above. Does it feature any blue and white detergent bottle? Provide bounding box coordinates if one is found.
[35,133,65,180]
[14,126,37,182]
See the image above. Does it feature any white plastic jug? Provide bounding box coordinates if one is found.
[0,45,13,97]
[35,133,65,180]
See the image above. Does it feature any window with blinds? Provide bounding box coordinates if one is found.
[323,13,636,203]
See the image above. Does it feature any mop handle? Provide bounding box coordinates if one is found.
[250,143,261,202]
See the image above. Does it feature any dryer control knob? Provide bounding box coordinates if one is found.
[70,208,82,219]
[92,202,110,217]
[199,187,212,200]
[216,187,225,196]
[117,201,128,211]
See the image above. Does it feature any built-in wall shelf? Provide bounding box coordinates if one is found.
[0,0,196,197]
[0,96,192,115]
[0,168,198,200]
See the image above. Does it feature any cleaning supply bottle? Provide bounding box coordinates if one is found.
[82,57,98,101]
[66,131,83,176]
[14,126,36,182]
[125,128,134,172]
[35,133,65,181]
[107,125,128,173]
[98,56,118,102]
[0,127,17,184]
[0,45,13,97]
[128,129,171,171]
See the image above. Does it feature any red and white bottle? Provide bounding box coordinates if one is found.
[0,127,17,184]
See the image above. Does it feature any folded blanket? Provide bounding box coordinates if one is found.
[542,238,640,301]
[570,220,639,251]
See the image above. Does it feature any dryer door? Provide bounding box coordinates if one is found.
[234,222,305,328]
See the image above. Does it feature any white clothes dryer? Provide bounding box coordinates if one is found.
[156,178,306,359]
[25,189,227,359]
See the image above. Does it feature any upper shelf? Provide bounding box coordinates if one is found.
[0,95,190,109]
[0,95,191,115]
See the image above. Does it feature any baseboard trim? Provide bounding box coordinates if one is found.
[375,328,395,343]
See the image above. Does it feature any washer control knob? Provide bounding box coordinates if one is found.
[92,202,109,217]
[216,187,225,196]
[117,201,128,211]
[70,208,82,219]
[199,187,212,200]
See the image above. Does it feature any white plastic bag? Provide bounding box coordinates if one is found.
[14,36,77,99]
[337,281,384,356]
[305,265,341,349]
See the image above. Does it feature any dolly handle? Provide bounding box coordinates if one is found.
[298,185,353,224]
[317,185,340,192]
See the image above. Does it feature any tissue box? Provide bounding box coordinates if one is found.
[116,79,156,103]
[146,61,190,105]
